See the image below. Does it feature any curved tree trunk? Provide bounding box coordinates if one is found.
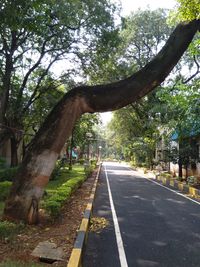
[4,20,200,224]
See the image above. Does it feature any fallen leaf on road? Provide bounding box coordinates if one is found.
[89,217,109,233]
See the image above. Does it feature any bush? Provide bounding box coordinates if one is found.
[0,181,12,201]
[176,176,183,182]
[0,221,24,241]
[0,167,18,182]
[188,176,197,185]
[0,157,6,168]
[44,200,62,218]
[78,159,85,165]
[84,165,94,178]
[44,176,85,217]
[136,162,147,168]
[161,173,171,179]
[130,161,136,168]
[90,159,97,166]
[0,202,5,216]
[50,159,65,180]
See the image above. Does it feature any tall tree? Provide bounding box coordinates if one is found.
[0,0,119,165]
[82,8,172,84]
[157,78,200,177]
[104,9,172,165]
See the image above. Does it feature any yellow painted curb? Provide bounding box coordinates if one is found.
[90,193,95,199]
[86,203,93,211]
[189,186,197,196]
[79,218,89,232]
[67,249,82,267]
[67,163,102,267]
[154,172,200,202]
[178,183,184,191]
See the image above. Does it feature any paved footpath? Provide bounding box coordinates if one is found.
[83,162,200,267]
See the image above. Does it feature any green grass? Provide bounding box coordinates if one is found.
[47,165,85,190]
[0,260,44,267]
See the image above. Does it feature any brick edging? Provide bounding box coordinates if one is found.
[67,163,102,267]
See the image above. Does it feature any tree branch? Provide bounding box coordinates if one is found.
[80,20,200,112]
[27,20,200,154]
[182,55,200,83]
[22,53,65,113]
[18,41,47,98]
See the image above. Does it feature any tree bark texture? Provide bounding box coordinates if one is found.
[4,20,200,223]
[10,137,18,167]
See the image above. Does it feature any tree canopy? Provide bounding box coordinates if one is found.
[0,0,119,165]
[172,0,200,21]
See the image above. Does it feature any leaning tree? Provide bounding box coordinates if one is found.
[3,19,200,224]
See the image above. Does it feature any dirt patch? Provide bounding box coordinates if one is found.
[0,170,97,266]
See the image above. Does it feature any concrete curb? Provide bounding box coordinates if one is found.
[67,163,102,267]
[154,174,200,199]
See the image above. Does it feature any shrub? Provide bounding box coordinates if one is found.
[44,200,62,218]
[0,167,18,182]
[161,173,171,179]
[90,159,97,166]
[0,157,6,168]
[0,202,5,216]
[176,176,183,181]
[0,181,12,201]
[188,176,197,185]
[50,159,64,180]
[130,161,136,168]
[0,221,24,241]
[44,175,85,217]
[84,165,94,178]
[78,159,85,165]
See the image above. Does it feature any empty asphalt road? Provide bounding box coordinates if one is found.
[83,162,200,267]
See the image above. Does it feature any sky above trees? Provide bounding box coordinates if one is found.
[114,0,177,16]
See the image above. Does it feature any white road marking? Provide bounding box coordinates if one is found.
[125,166,200,206]
[146,177,200,206]
[104,164,129,267]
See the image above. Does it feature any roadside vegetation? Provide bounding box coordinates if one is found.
[42,164,94,218]
[0,161,96,241]
[102,4,200,184]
